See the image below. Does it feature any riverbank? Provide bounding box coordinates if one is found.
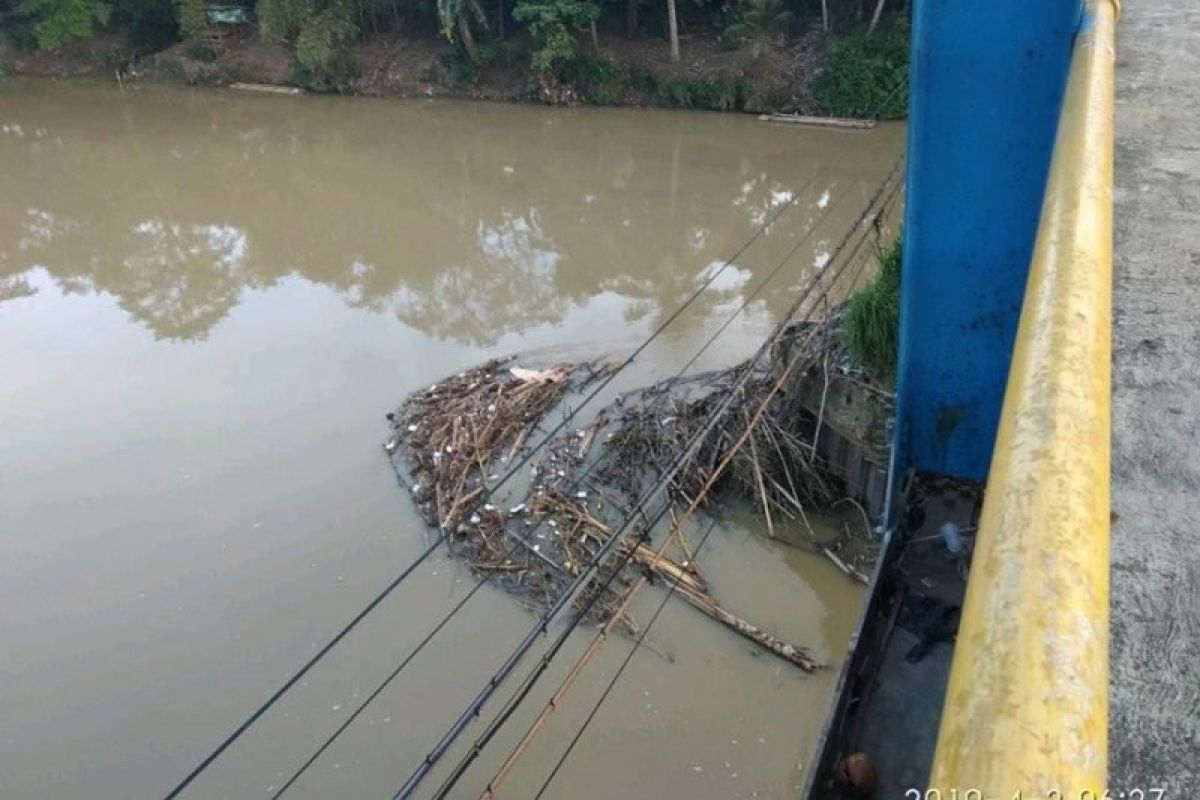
[0,20,907,115]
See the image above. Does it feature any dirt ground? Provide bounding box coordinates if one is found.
[1110,0,1200,791]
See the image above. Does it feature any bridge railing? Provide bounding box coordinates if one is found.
[928,0,1116,795]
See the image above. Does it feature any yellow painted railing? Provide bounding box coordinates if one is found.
[928,1,1115,796]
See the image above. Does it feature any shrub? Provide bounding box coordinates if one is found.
[477,37,521,68]
[845,233,902,381]
[721,0,791,59]
[433,43,481,85]
[175,0,207,40]
[157,52,188,79]
[811,20,908,119]
[258,0,360,91]
[624,62,657,93]
[293,3,359,90]
[512,0,598,75]
[257,0,305,40]
[557,53,623,104]
[99,41,134,68]
[654,74,745,111]
[184,39,217,61]
[13,0,112,50]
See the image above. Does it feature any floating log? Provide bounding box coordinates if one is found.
[673,582,820,672]
[229,82,304,95]
[761,113,876,129]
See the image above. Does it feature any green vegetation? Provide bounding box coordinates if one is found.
[182,38,215,59]
[555,52,622,101]
[174,0,205,39]
[436,0,487,63]
[12,0,112,50]
[654,72,745,109]
[292,3,359,88]
[812,18,909,118]
[845,233,901,381]
[512,0,595,75]
[1,0,909,115]
[721,0,791,60]
[548,55,746,110]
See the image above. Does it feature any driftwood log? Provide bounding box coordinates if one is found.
[672,582,820,672]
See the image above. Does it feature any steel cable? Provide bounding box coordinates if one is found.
[476,171,906,800]
[267,167,854,799]
[395,157,906,800]
[160,152,841,800]
[532,174,906,800]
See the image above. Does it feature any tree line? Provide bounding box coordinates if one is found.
[2,0,906,109]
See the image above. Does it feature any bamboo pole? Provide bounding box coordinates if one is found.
[672,582,819,671]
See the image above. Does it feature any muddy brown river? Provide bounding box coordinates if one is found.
[0,78,902,800]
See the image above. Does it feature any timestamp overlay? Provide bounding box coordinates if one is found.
[905,790,1168,800]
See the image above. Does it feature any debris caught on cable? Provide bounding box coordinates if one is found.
[383,314,879,671]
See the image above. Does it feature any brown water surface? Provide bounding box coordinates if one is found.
[0,78,901,800]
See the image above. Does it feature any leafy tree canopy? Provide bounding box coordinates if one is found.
[15,0,112,50]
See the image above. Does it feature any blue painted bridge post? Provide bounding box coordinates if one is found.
[892,0,1085,491]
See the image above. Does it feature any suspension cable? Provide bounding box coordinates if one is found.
[475,174,905,800]
[393,157,906,800]
[532,177,904,799]
[159,152,841,800]
[533,513,724,799]
[267,169,853,799]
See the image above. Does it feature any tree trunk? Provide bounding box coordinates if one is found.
[867,0,886,35]
[458,13,480,64]
[497,0,505,38]
[820,0,829,33]
[626,0,638,37]
[666,0,680,62]
[591,19,599,49]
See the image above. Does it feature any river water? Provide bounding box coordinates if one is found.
[0,78,902,800]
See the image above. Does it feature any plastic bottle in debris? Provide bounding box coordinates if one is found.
[940,521,964,554]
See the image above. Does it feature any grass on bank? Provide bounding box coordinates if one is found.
[845,233,902,382]
[811,20,908,119]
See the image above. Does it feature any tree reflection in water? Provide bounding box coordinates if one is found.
[0,80,902,343]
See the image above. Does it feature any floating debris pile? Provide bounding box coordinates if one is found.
[384,318,884,669]
[600,366,837,530]
[386,357,585,530]
[385,357,623,614]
